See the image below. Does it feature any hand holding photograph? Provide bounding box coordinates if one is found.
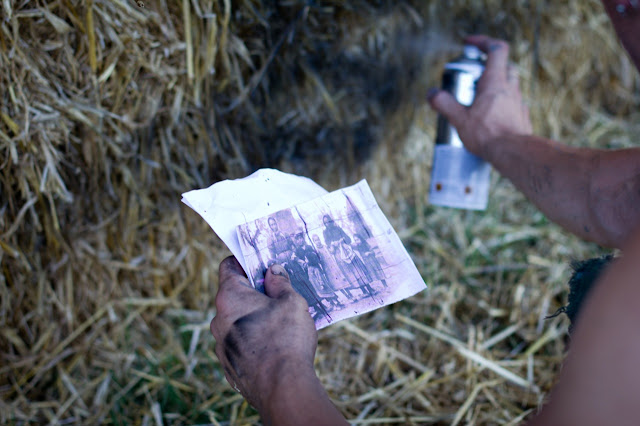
[237,180,426,329]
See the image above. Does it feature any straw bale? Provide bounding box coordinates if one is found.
[1,0,639,424]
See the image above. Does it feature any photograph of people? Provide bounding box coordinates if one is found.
[266,216,330,322]
[235,180,426,329]
[311,233,354,300]
[322,214,379,303]
[293,232,344,310]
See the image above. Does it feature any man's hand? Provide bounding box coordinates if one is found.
[210,257,317,412]
[210,257,349,425]
[428,34,640,248]
[428,35,533,159]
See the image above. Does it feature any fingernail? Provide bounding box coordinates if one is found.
[270,264,288,277]
[426,88,439,101]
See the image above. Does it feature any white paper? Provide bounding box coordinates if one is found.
[181,169,328,273]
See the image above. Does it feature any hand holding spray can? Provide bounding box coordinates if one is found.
[428,45,491,210]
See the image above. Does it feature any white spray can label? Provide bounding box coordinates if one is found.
[429,45,491,210]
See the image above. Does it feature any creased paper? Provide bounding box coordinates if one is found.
[182,169,426,329]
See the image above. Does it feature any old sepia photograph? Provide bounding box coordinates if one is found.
[237,180,426,329]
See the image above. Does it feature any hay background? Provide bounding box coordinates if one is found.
[1,0,639,424]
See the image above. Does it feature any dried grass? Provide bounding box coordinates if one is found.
[1,0,640,424]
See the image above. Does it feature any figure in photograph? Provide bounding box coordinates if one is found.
[267,216,294,264]
[293,232,344,310]
[352,233,388,288]
[345,194,371,239]
[266,216,330,321]
[311,234,354,300]
[322,214,377,300]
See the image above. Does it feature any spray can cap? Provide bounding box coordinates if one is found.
[463,45,483,60]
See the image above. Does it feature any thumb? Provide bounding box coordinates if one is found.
[264,264,296,299]
[427,89,468,128]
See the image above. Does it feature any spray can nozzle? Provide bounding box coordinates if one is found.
[463,45,483,60]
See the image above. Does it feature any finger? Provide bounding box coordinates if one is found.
[213,338,230,375]
[222,368,237,392]
[427,89,468,129]
[220,363,245,396]
[218,256,252,290]
[215,257,262,321]
[214,328,244,380]
[521,104,533,134]
[464,34,500,50]
[507,65,519,87]
[219,256,246,279]
[264,263,296,299]
[216,346,239,391]
[464,35,509,83]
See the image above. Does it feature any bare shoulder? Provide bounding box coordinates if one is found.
[524,227,640,426]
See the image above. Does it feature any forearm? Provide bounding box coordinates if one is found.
[483,134,640,247]
[483,134,597,239]
[261,365,348,426]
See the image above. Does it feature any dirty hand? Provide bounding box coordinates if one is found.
[210,257,318,412]
[428,35,533,158]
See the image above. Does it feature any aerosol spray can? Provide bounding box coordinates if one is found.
[428,45,491,210]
